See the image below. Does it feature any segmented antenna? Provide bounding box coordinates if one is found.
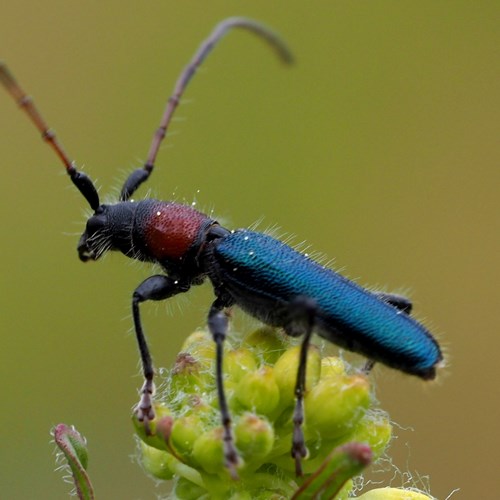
[119,17,293,201]
[0,17,291,207]
[0,62,100,210]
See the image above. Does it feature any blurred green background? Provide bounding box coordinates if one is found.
[1,1,498,498]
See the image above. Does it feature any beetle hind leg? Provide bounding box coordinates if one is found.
[284,296,318,476]
[362,291,414,374]
[374,291,413,314]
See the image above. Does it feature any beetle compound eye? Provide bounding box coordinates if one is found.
[85,212,107,237]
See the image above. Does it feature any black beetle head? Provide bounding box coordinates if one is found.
[78,205,112,262]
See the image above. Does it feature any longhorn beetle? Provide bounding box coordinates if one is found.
[1,17,442,479]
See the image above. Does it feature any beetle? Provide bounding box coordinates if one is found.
[1,17,442,478]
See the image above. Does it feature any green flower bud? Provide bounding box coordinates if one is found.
[320,356,346,379]
[181,394,215,418]
[192,427,225,474]
[235,366,280,415]
[170,352,213,395]
[140,441,175,480]
[180,330,215,359]
[132,404,173,451]
[225,347,258,382]
[171,414,208,459]
[348,411,392,460]
[234,413,274,462]
[243,326,289,363]
[273,345,321,409]
[304,374,370,439]
[357,487,434,500]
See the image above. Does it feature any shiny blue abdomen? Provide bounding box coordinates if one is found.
[208,230,441,378]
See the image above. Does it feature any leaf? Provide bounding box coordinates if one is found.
[53,424,95,500]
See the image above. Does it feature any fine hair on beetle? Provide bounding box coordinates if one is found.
[0,17,442,480]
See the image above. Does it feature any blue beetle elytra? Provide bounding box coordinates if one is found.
[0,17,442,478]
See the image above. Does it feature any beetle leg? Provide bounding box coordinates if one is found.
[132,275,190,432]
[362,359,376,374]
[285,296,317,477]
[207,297,240,479]
[363,292,414,374]
[374,291,413,314]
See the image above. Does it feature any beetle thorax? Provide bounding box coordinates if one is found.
[138,200,213,263]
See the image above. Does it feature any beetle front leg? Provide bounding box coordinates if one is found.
[285,296,317,477]
[207,297,240,479]
[132,275,190,431]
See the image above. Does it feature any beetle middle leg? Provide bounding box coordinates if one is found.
[132,275,190,431]
[284,296,318,477]
[207,297,240,479]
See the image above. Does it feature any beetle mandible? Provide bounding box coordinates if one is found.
[0,17,442,479]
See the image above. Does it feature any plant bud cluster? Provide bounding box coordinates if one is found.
[133,327,431,499]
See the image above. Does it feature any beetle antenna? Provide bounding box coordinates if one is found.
[0,62,100,210]
[120,17,293,201]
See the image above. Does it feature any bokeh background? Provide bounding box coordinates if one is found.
[1,1,498,498]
